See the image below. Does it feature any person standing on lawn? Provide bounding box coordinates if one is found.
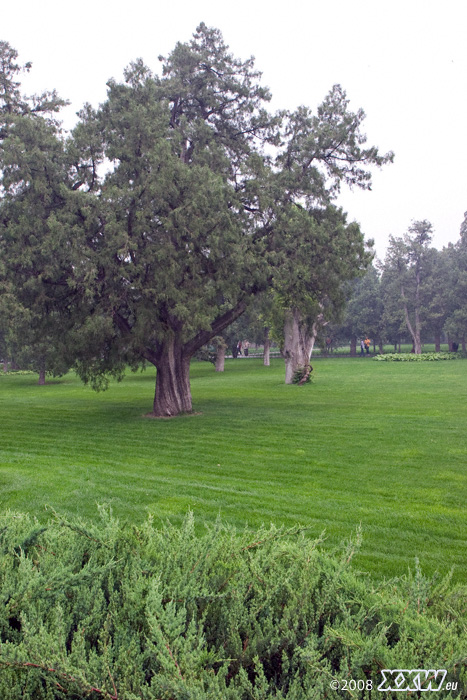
[364,337,371,355]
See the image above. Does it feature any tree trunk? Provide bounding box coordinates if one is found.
[263,327,270,366]
[215,344,225,372]
[401,283,422,354]
[434,333,441,352]
[146,300,249,417]
[401,291,421,353]
[152,342,192,417]
[350,337,357,357]
[283,308,322,384]
[2,360,8,373]
[38,367,46,385]
[284,310,302,384]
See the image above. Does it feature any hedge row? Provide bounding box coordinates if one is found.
[373,352,461,362]
[1,509,466,699]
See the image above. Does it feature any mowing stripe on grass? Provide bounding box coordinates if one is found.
[1,357,466,581]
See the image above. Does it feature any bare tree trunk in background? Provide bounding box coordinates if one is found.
[263,327,270,366]
[401,273,422,354]
[215,342,226,372]
[38,361,46,386]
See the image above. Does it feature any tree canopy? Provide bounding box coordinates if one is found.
[1,26,393,414]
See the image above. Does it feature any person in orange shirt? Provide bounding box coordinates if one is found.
[364,337,371,355]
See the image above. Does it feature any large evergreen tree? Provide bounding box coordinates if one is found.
[67,25,392,414]
[1,28,393,415]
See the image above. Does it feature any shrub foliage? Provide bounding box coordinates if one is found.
[291,364,313,385]
[0,509,466,699]
[373,352,461,362]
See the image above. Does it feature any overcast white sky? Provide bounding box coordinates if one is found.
[4,0,467,259]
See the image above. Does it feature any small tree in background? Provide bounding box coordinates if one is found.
[339,264,383,354]
[381,221,434,354]
[444,213,467,350]
[269,206,372,382]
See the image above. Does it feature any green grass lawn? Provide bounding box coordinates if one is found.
[1,357,466,582]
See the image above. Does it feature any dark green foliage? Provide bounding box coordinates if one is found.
[194,345,217,364]
[0,510,466,699]
[1,31,393,413]
[0,42,75,383]
[291,364,313,384]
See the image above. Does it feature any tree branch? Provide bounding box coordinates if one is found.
[183,299,249,357]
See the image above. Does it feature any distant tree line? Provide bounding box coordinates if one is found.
[331,217,467,355]
[210,217,467,362]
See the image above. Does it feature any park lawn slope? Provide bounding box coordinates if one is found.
[0,357,466,582]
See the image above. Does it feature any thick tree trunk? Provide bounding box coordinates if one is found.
[215,344,225,372]
[350,337,357,357]
[434,333,441,352]
[143,300,249,417]
[283,308,321,384]
[284,310,302,384]
[263,327,270,366]
[38,368,46,385]
[152,342,192,417]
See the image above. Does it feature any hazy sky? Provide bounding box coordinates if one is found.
[4,0,466,258]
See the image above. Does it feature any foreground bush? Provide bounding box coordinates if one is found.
[0,509,466,699]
